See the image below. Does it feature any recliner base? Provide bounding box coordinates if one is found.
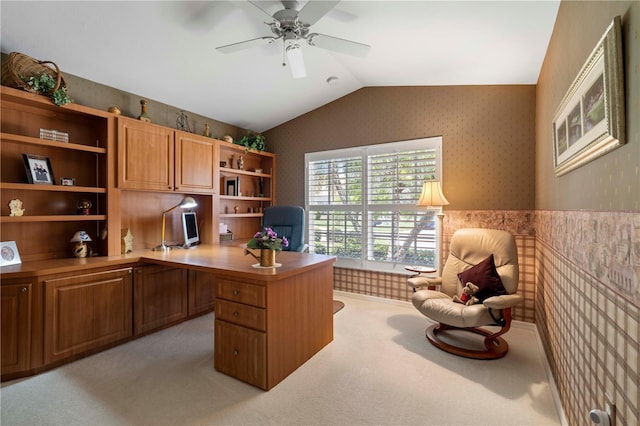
[425,323,509,360]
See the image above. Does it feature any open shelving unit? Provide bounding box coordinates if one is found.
[0,86,116,261]
[218,140,275,239]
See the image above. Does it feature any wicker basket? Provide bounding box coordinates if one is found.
[1,52,66,96]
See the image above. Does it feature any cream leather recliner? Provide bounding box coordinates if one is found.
[409,228,523,359]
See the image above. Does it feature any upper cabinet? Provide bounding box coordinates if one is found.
[175,131,218,194]
[117,118,218,194]
[0,86,118,260]
[117,118,174,192]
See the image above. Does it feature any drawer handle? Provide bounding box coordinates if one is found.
[232,289,240,296]
[233,349,239,356]
[20,287,28,293]
[233,311,239,317]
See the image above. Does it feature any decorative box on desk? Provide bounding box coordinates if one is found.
[220,231,233,242]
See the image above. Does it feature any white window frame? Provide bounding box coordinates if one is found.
[305,136,444,273]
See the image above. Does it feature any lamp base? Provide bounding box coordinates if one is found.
[153,243,172,252]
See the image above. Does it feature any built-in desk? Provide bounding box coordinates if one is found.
[0,245,336,390]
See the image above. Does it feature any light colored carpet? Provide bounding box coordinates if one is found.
[1,291,563,425]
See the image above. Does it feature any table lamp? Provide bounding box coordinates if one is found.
[153,196,198,251]
[416,181,450,274]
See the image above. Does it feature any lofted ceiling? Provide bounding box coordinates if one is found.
[0,1,559,132]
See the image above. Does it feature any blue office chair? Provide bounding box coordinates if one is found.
[262,206,308,252]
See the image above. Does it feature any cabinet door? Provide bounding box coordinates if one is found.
[175,132,218,193]
[134,265,188,335]
[1,282,32,375]
[214,320,266,389]
[187,270,215,317]
[118,118,175,191]
[44,268,133,364]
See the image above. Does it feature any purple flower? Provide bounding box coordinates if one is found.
[282,236,289,247]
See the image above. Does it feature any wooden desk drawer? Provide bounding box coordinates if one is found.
[215,299,266,331]
[215,279,266,308]
[214,320,266,389]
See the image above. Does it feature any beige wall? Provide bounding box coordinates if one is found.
[536,1,639,210]
[265,85,536,210]
[535,2,639,425]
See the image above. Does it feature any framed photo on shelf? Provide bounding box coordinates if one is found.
[0,241,22,267]
[22,154,55,185]
[225,177,237,196]
[552,16,625,176]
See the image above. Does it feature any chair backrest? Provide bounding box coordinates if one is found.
[440,228,519,297]
[262,206,305,252]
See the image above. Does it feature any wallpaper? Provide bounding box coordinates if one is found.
[265,85,536,211]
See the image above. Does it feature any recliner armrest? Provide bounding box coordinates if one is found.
[407,276,442,289]
[482,294,524,309]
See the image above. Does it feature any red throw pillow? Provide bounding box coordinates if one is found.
[457,254,507,302]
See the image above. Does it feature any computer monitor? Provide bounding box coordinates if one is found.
[181,211,200,248]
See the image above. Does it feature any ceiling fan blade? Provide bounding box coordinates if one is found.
[298,0,340,26]
[307,33,370,57]
[216,36,277,54]
[239,1,277,22]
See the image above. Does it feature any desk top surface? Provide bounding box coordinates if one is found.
[0,245,336,281]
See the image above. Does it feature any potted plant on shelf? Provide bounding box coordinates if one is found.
[236,131,266,152]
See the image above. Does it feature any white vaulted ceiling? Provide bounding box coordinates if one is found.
[0,1,559,132]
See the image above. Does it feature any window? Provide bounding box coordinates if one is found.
[305,136,443,272]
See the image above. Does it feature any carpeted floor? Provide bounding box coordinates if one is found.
[0,291,563,425]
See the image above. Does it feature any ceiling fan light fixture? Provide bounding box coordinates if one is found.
[286,43,306,79]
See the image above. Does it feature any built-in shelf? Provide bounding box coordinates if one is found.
[1,132,107,154]
[0,215,107,223]
[219,213,263,218]
[0,182,107,193]
[219,167,271,178]
[219,195,271,202]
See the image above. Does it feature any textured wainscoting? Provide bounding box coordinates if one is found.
[333,210,537,323]
[535,210,639,426]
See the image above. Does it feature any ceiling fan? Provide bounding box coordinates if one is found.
[216,0,370,78]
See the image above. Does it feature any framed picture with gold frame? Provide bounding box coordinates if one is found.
[552,16,625,176]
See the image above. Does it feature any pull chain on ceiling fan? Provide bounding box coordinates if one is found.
[216,0,370,79]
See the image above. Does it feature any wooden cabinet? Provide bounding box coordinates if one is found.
[218,140,275,239]
[117,118,175,191]
[118,119,218,194]
[175,131,218,194]
[187,269,216,317]
[133,264,188,335]
[1,280,33,375]
[0,86,117,260]
[214,278,267,389]
[43,268,133,364]
[213,256,334,390]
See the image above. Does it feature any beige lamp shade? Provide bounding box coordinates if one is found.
[416,181,450,207]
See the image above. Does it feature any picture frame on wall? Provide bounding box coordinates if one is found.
[22,154,55,184]
[552,15,625,177]
[0,241,22,267]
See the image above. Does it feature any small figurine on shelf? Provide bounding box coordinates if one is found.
[70,231,92,258]
[176,110,191,132]
[237,155,244,170]
[234,205,239,214]
[76,199,92,215]
[138,100,152,123]
[203,123,211,137]
[121,228,134,254]
[8,199,25,216]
